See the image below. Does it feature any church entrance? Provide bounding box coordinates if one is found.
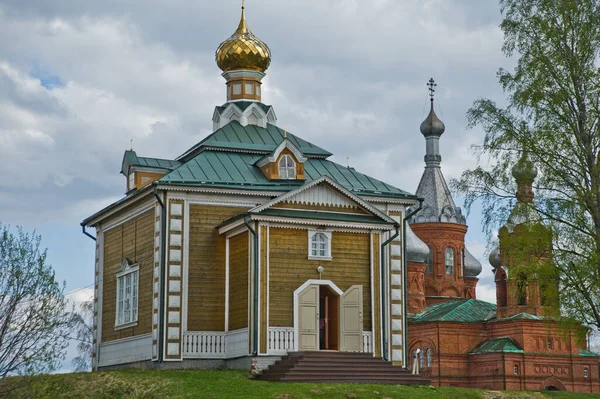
[296,281,363,352]
[319,286,339,350]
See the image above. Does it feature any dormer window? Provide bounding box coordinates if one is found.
[279,155,296,179]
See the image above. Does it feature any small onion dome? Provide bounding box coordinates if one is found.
[489,247,501,270]
[406,223,429,263]
[420,100,446,137]
[216,6,271,73]
[512,153,538,183]
[464,248,482,277]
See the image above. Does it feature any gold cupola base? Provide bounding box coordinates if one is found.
[223,69,265,102]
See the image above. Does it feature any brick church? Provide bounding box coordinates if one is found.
[405,94,600,393]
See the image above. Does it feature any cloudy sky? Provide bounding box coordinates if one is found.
[0,0,519,369]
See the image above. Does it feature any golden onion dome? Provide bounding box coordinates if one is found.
[216,6,271,73]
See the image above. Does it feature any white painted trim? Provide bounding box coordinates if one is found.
[241,215,395,231]
[379,231,384,358]
[370,232,375,357]
[257,222,263,355]
[101,201,155,233]
[292,279,344,351]
[255,139,307,168]
[265,223,373,234]
[86,192,155,228]
[225,225,248,238]
[98,333,152,368]
[114,263,140,328]
[167,191,268,206]
[162,199,170,361]
[266,225,270,351]
[249,176,397,224]
[156,185,284,198]
[225,237,230,332]
[182,200,189,333]
[308,230,332,259]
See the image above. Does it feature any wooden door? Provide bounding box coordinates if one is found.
[298,285,319,351]
[340,285,363,352]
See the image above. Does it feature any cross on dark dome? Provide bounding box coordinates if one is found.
[427,78,437,100]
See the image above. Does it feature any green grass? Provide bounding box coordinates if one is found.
[0,369,598,399]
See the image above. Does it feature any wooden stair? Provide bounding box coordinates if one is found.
[258,352,431,385]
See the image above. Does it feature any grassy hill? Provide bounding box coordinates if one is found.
[1,369,598,399]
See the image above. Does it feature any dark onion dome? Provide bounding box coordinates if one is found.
[406,223,429,263]
[420,100,446,137]
[512,153,538,182]
[463,248,482,277]
[489,247,500,270]
[216,6,271,73]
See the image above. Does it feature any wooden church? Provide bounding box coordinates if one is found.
[82,5,424,376]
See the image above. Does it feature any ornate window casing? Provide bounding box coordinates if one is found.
[445,247,454,275]
[115,259,139,329]
[425,247,434,274]
[279,155,296,179]
[308,230,332,261]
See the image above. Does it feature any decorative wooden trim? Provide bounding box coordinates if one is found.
[101,200,155,232]
[225,237,230,332]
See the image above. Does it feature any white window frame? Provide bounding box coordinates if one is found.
[584,367,589,378]
[308,230,332,261]
[128,171,135,191]
[115,261,140,330]
[278,155,296,180]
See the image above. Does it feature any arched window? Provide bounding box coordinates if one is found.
[425,247,433,274]
[445,248,454,275]
[278,155,296,179]
[419,348,425,368]
[517,273,528,305]
[460,249,465,277]
[426,348,432,367]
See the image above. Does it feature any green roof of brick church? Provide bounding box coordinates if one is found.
[469,337,523,355]
[158,122,415,199]
[411,299,497,323]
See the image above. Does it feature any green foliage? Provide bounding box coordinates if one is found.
[1,369,595,399]
[0,224,73,380]
[452,0,600,330]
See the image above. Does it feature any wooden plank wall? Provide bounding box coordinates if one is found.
[268,228,372,330]
[229,232,249,331]
[187,205,249,331]
[102,209,154,342]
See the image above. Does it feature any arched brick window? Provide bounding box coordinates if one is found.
[445,247,454,275]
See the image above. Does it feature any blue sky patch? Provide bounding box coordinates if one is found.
[31,64,64,89]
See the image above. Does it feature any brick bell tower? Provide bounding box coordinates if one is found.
[408,79,482,308]
[490,153,556,319]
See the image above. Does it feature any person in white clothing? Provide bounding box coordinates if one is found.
[412,348,421,375]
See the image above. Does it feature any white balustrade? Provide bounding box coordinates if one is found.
[268,327,295,355]
[182,328,248,359]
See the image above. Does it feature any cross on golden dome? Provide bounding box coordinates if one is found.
[215,2,271,73]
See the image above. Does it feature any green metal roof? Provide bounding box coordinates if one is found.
[121,150,181,174]
[411,299,497,323]
[188,121,332,157]
[491,312,544,322]
[160,149,415,199]
[580,349,600,357]
[469,337,524,355]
